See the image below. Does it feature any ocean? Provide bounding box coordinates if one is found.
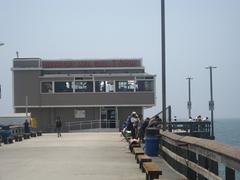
[215,118,240,148]
[214,118,240,179]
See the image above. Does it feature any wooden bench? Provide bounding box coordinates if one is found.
[14,135,23,142]
[8,137,14,144]
[23,133,31,139]
[133,147,144,160]
[31,132,37,137]
[143,162,162,180]
[37,131,42,136]
[137,155,152,171]
[130,143,141,152]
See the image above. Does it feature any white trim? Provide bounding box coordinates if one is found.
[14,104,155,108]
[12,67,145,71]
[11,68,42,71]
[13,58,41,61]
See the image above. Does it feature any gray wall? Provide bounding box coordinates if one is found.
[17,107,100,132]
[40,92,154,106]
[16,106,142,132]
[13,70,155,107]
[14,70,41,106]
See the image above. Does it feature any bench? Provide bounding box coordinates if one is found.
[23,133,31,139]
[143,162,162,180]
[31,132,37,137]
[8,137,14,144]
[129,143,141,152]
[37,131,42,136]
[14,135,23,142]
[133,147,144,160]
[137,155,152,171]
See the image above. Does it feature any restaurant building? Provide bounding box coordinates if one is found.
[12,58,155,132]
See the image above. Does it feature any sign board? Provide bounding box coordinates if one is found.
[74,110,86,118]
[42,60,141,68]
[209,100,214,111]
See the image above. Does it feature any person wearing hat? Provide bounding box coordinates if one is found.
[126,112,139,139]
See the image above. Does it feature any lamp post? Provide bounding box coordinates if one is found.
[205,66,217,139]
[186,77,193,118]
[0,42,4,99]
[161,0,167,131]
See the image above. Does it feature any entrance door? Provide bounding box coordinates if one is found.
[101,108,116,128]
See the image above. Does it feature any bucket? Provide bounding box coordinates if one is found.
[125,130,132,138]
[144,136,159,156]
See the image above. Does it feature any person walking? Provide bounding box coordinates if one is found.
[56,116,62,137]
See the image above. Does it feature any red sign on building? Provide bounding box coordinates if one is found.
[42,60,141,68]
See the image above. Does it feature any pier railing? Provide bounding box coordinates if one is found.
[159,131,240,180]
[65,119,116,131]
[168,121,212,139]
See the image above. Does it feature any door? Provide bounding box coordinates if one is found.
[101,108,116,128]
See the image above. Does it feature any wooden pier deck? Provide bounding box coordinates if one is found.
[0,132,185,180]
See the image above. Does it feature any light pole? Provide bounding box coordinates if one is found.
[0,43,4,99]
[205,66,217,139]
[186,77,193,118]
[161,0,167,131]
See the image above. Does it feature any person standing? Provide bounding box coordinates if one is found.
[24,119,30,133]
[56,116,62,137]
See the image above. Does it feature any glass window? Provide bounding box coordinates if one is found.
[116,80,135,92]
[95,81,105,92]
[75,81,93,92]
[41,82,53,93]
[95,81,115,92]
[136,80,154,91]
[55,81,73,93]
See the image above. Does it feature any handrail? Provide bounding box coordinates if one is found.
[159,131,240,179]
[65,119,116,131]
[151,105,171,121]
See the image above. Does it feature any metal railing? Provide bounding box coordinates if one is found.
[151,105,172,122]
[65,119,116,131]
[168,121,212,139]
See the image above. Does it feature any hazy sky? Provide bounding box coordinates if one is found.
[0,0,240,119]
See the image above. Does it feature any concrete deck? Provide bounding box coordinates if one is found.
[0,132,186,180]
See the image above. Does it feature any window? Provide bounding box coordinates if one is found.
[136,80,154,91]
[95,81,115,92]
[75,81,93,92]
[116,80,135,92]
[41,82,53,93]
[55,81,73,93]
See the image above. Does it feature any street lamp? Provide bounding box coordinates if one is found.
[161,0,167,131]
[0,42,4,99]
[205,66,217,139]
[186,77,193,118]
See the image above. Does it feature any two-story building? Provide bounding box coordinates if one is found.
[12,58,155,132]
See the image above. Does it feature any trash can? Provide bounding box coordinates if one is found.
[144,128,160,156]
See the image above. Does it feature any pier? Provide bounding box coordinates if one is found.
[0,132,186,180]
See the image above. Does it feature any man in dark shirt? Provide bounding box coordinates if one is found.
[56,116,62,137]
